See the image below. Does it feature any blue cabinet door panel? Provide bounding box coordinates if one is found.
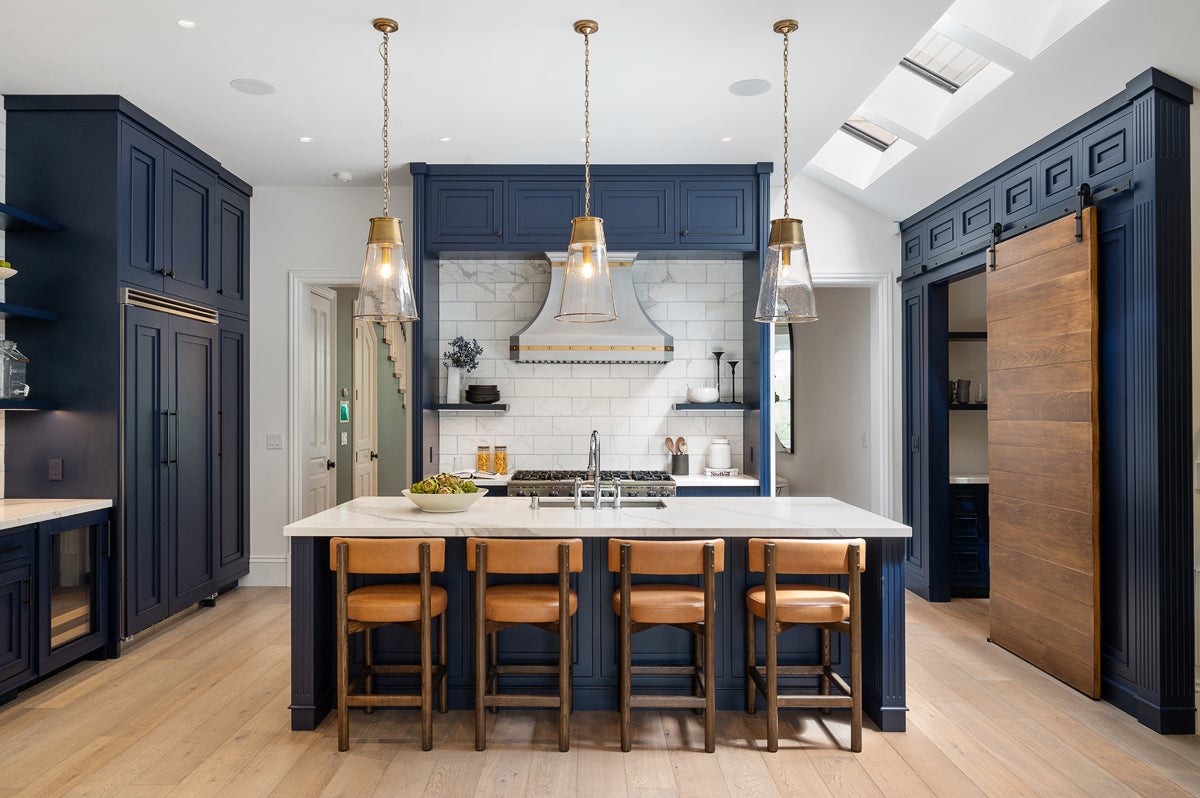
[1083,112,1133,183]
[508,182,580,246]
[594,180,676,245]
[217,185,250,315]
[679,180,754,246]
[0,561,32,689]
[123,308,170,633]
[168,320,218,612]
[118,122,165,292]
[1000,165,1038,225]
[217,318,249,581]
[164,152,216,304]
[1039,141,1081,209]
[429,180,503,244]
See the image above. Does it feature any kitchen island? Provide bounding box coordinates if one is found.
[285,496,910,732]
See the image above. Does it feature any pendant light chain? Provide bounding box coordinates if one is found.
[781,26,790,218]
[583,29,592,216]
[380,28,391,217]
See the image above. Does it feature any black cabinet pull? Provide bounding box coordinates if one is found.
[21,580,31,604]
[0,545,22,555]
[680,228,688,236]
[217,288,224,295]
[326,459,336,470]
[167,271,176,278]
[162,411,171,465]
[493,228,503,237]
[168,410,179,464]
[370,450,379,461]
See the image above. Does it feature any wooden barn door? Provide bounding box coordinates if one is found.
[986,208,1100,698]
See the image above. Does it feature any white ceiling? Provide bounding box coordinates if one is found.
[1,0,1198,221]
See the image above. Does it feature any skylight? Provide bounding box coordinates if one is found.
[840,115,900,152]
[900,30,989,93]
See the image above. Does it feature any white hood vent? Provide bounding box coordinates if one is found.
[509,252,674,364]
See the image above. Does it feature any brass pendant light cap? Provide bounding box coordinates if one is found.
[773,19,799,35]
[367,216,404,247]
[573,19,599,35]
[768,217,806,249]
[373,18,399,34]
[568,216,606,247]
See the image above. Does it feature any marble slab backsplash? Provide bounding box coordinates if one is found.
[436,258,746,475]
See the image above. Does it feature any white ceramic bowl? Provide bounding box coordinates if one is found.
[686,386,719,403]
[402,488,488,513]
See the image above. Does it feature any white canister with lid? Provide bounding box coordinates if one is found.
[708,438,732,469]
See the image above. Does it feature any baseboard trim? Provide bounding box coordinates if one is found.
[1102,677,1197,735]
[243,555,289,587]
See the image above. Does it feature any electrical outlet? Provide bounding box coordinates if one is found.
[266,433,283,450]
[48,458,63,481]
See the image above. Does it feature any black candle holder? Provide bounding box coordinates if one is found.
[713,350,724,398]
[726,360,739,403]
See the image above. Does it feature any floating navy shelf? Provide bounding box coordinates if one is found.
[0,399,57,411]
[672,402,752,411]
[0,202,61,232]
[435,403,509,413]
[0,302,58,321]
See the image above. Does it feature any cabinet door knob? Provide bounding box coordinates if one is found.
[167,271,176,278]
[494,228,503,237]
[680,228,689,236]
[370,450,379,461]
[156,267,167,275]
[326,459,336,470]
[217,288,224,295]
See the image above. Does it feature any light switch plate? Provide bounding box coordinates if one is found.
[266,433,283,450]
[341,432,348,446]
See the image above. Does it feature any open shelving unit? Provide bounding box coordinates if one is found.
[0,203,63,412]
[0,202,61,233]
[672,402,752,412]
[435,403,509,413]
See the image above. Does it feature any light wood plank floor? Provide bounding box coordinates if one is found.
[0,587,1195,797]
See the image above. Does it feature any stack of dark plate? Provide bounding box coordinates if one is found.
[465,384,500,404]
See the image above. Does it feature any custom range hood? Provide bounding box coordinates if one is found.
[509,252,674,364]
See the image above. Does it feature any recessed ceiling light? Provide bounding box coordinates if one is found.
[229,78,275,96]
[333,171,354,183]
[177,19,197,29]
[438,136,452,143]
[729,78,771,97]
[720,136,733,143]
[298,136,314,143]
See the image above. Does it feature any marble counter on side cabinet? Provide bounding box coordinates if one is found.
[671,474,760,488]
[284,495,909,539]
[0,498,114,531]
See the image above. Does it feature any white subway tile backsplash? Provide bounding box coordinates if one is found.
[436,257,745,473]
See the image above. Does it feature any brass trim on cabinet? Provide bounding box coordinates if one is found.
[509,344,673,352]
[120,288,219,324]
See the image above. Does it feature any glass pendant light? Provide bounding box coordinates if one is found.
[556,20,617,323]
[755,19,817,324]
[356,18,418,322]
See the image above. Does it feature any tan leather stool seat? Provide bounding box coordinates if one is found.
[347,583,448,624]
[484,583,579,624]
[612,584,706,625]
[746,584,849,625]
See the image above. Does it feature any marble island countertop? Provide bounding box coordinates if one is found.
[285,495,909,539]
[0,498,114,531]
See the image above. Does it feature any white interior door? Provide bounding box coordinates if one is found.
[302,287,336,516]
[352,319,379,497]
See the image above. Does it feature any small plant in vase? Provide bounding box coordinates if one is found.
[442,336,483,402]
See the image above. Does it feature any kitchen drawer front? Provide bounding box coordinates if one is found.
[949,484,989,597]
[0,528,33,567]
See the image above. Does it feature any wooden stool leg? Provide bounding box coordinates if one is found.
[558,544,571,753]
[619,545,632,753]
[745,603,757,714]
[692,630,704,714]
[337,624,350,752]
[488,632,500,714]
[363,628,374,715]
[438,611,448,713]
[703,543,716,754]
[821,628,832,715]
[475,546,487,752]
[765,606,778,752]
[420,552,433,752]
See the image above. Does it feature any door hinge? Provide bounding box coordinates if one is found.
[911,435,920,452]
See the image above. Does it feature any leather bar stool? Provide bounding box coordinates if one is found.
[609,538,725,753]
[745,538,864,752]
[467,537,583,752]
[331,537,448,752]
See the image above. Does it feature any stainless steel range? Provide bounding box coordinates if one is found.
[508,470,676,498]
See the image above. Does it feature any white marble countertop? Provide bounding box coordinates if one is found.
[0,498,113,531]
[671,474,760,488]
[284,496,910,539]
[423,473,760,489]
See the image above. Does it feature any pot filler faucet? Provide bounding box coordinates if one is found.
[575,429,621,509]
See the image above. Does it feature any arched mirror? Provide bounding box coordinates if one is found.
[773,324,793,453]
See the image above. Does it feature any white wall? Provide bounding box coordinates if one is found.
[777,287,874,509]
[436,258,745,475]
[246,185,411,585]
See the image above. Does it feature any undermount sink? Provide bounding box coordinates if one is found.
[530,497,668,510]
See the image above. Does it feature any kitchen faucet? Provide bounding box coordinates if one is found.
[587,430,601,499]
[573,430,621,509]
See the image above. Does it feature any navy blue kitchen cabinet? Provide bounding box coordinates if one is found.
[217,179,251,317]
[679,179,755,246]
[0,527,34,699]
[948,485,988,598]
[4,95,252,639]
[428,180,504,245]
[217,317,249,583]
[593,180,676,246]
[37,510,111,674]
[507,182,581,246]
